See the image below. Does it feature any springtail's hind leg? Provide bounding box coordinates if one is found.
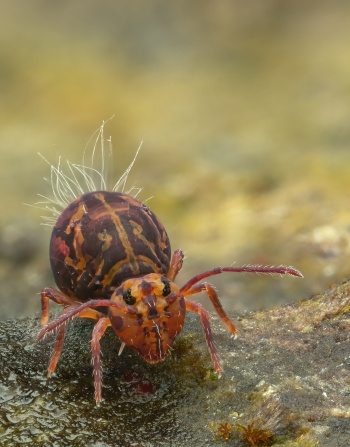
[46,305,103,377]
[91,317,111,405]
[41,293,50,326]
[167,249,185,282]
[47,317,66,377]
[47,304,79,376]
[40,287,78,326]
[183,282,237,337]
[185,298,223,375]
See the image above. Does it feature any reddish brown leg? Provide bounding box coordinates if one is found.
[167,249,185,281]
[41,293,50,326]
[185,299,223,375]
[91,317,111,405]
[183,282,237,337]
[48,322,65,376]
[47,306,74,376]
[41,287,77,326]
[47,305,102,376]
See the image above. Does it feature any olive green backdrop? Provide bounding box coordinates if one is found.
[1,1,350,319]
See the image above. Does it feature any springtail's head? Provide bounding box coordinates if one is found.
[109,273,186,363]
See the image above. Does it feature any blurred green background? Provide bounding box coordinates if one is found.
[1,0,350,320]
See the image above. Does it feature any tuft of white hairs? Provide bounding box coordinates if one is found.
[28,118,142,226]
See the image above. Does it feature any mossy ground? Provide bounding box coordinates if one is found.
[1,280,349,446]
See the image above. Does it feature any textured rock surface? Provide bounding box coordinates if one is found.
[0,281,349,446]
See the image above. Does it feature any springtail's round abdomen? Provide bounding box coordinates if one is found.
[49,191,171,301]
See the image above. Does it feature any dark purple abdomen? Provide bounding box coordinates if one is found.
[50,191,171,301]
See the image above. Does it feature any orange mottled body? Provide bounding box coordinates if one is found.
[39,191,303,405]
[109,274,184,363]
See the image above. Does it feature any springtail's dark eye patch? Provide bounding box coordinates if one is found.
[123,288,136,305]
[162,279,171,297]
